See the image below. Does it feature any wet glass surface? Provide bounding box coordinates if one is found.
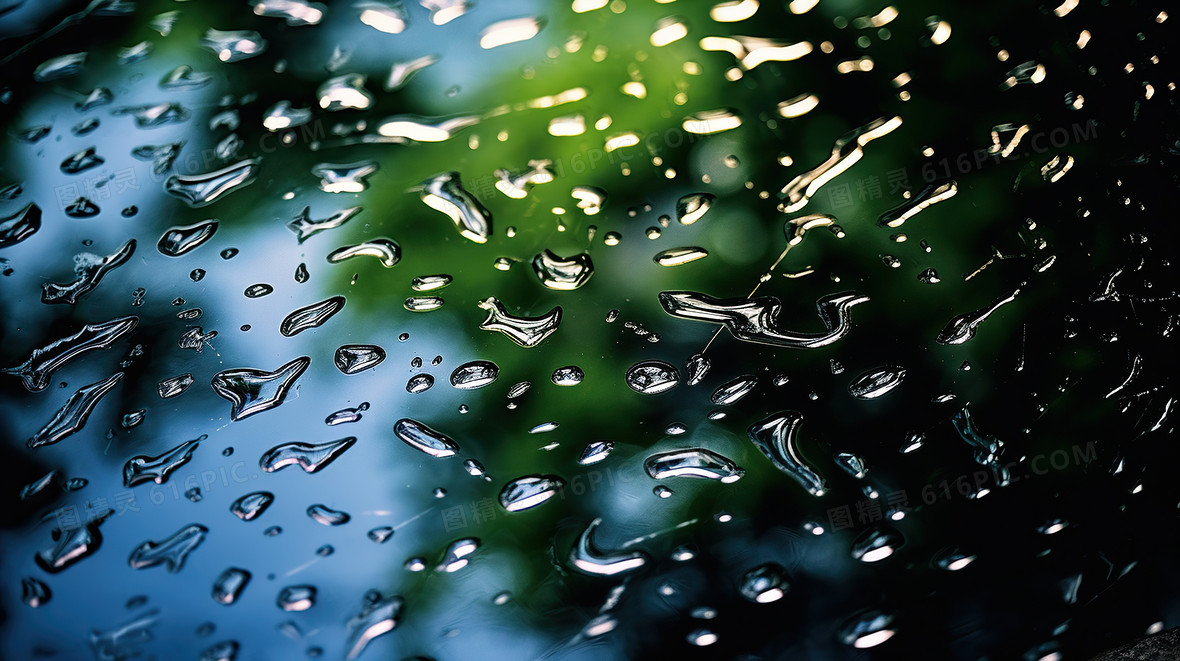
[1,0,1179,659]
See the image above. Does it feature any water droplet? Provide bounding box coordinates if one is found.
[344,593,403,660]
[677,193,715,224]
[2,316,138,392]
[36,512,110,573]
[318,73,373,110]
[653,246,709,267]
[934,547,976,571]
[394,418,459,458]
[406,373,435,393]
[748,411,826,495]
[280,297,346,336]
[122,409,146,429]
[34,52,86,81]
[740,563,790,603]
[532,250,594,290]
[710,374,757,405]
[412,274,453,292]
[936,289,1019,345]
[61,146,104,174]
[312,161,378,193]
[851,526,904,562]
[499,475,564,512]
[21,576,51,608]
[27,372,124,448]
[277,585,316,612]
[479,16,546,49]
[260,437,356,473]
[551,365,585,386]
[0,203,41,249]
[418,172,492,243]
[158,220,219,257]
[211,356,310,420]
[368,527,394,544]
[165,159,260,207]
[160,65,213,90]
[335,345,385,374]
[286,206,363,243]
[436,537,480,572]
[625,360,680,394]
[244,283,273,298]
[450,361,499,389]
[659,290,869,349]
[212,568,251,605]
[307,504,350,526]
[124,435,204,487]
[129,524,207,572]
[404,296,444,312]
[578,441,614,465]
[848,365,906,399]
[328,239,404,270]
[568,518,649,575]
[477,297,562,348]
[230,492,275,521]
[644,449,745,483]
[834,452,868,478]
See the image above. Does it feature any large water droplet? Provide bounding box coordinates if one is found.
[335,345,386,374]
[850,526,905,563]
[277,585,316,611]
[710,374,757,405]
[165,159,260,207]
[312,161,378,193]
[28,372,123,448]
[406,373,435,393]
[644,448,745,482]
[838,609,896,648]
[659,290,869,348]
[936,289,1019,345]
[212,568,251,605]
[327,239,401,268]
[211,356,310,420]
[747,411,826,495]
[158,220,218,257]
[532,250,594,290]
[128,524,207,573]
[42,239,136,305]
[2,316,138,392]
[739,563,790,603]
[552,365,585,386]
[201,28,267,62]
[676,193,715,224]
[418,172,492,243]
[307,504,350,526]
[477,297,562,347]
[568,518,649,576]
[394,418,460,458]
[344,593,403,660]
[499,475,564,512]
[653,247,709,267]
[230,491,274,521]
[625,360,680,394]
[436,537,479,572]
[124,435,203,487]
[287,206,363,243]
[450,360,499,389]
[848,365,906,399]
[260,437,356,473]
[280,297,346,336]
[0,202,41,249]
